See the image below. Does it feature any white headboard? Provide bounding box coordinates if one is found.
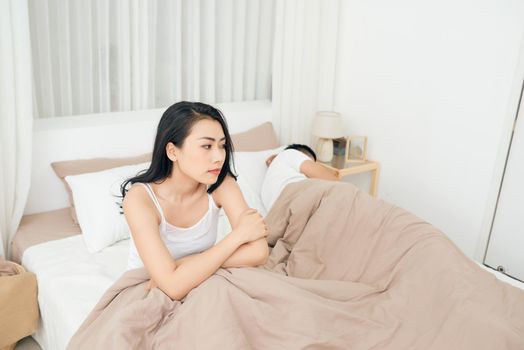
[25,100,272,215]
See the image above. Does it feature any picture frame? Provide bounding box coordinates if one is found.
[345,136,368,163]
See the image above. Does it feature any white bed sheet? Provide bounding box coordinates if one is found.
[22,235,130,350]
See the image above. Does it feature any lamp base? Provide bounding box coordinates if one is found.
[316,138,333,163]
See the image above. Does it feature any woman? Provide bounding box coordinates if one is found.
[121,101,269,301]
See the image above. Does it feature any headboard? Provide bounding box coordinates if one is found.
[25,100,273,215]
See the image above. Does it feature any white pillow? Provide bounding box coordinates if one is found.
[233,146,285,201]
[65,162,150,253]
[216,214,232,244]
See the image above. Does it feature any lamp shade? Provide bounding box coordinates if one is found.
[311,111,345,139]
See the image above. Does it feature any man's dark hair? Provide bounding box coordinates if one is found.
[284,144,317,161]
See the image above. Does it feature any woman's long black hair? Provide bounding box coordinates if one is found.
[120,101,237,199]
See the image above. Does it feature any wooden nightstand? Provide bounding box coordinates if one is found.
[320,157,380,196]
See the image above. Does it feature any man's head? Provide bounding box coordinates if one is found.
[265,143,317,166]
[284,144,317,161]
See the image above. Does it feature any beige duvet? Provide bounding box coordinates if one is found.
[68,180,524,349]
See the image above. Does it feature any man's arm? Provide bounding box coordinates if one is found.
[300,160,339,181]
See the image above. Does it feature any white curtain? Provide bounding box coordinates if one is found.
[0,0,33,258]
[29,0,275,118]
[272,0,340,145]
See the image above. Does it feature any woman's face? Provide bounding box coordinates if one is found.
[170,118,226,185]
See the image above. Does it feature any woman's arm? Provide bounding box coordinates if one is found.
[164,237,268,272]
[213,176,270,267]
[124,185,255,300]
[221,238,268,268]
[149,236,268,288]
[147,236,268,289]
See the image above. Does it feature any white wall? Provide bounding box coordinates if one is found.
[333,0,524,259]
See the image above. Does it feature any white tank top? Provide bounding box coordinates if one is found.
[127,183,220,269]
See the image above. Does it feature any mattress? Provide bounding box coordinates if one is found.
[12,208,81,264]
[23,235,129,350]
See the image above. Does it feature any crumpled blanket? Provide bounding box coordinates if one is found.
[0,259,39,348]
[68,180,524,350]
[0,257,20,276]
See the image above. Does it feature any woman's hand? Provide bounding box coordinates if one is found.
[233,208,268,244]
[147,279,158,290]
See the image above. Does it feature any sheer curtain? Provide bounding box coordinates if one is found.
[272,0,340,145]
[0,0,33,258]
[29,0,275,118]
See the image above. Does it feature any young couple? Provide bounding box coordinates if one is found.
[121,101,338,300]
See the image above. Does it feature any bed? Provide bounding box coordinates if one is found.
[14,100,524,349]
[16,100,284,349]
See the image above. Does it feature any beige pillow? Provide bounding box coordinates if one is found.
[51,122,279,224]
[230,122,279,151]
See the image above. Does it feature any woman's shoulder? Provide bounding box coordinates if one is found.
[125,182,148,195]
[122,183,162,223]
[210,175,237,208]
[123,183,151,208]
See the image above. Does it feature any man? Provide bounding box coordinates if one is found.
[261,144,339,212]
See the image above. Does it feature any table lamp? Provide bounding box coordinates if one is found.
[311,111,345,162]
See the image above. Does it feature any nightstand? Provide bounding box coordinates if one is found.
[320,156,380,196]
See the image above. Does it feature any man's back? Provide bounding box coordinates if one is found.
[261,149,310,212]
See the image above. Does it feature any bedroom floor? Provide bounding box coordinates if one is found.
[14,337,41,350]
